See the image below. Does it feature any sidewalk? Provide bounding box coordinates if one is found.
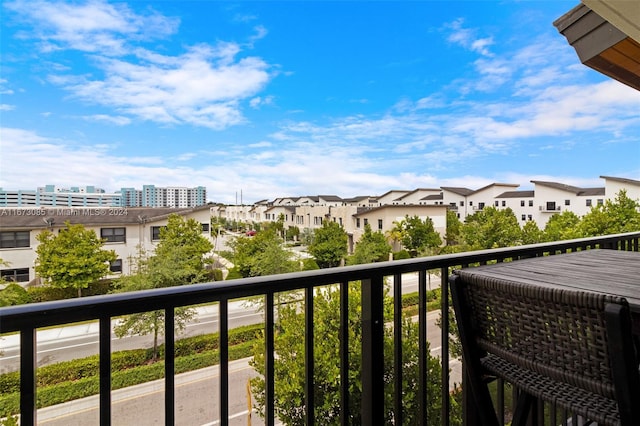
[1,303,226,351]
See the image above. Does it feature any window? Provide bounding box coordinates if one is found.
[521,200,525,207]
[565,199,570,206]
[529,200,533,207]
[521,214,526,221]
[586,199,592,207]
[460,201,464,207]
[1,268,29,282]
[101,227,126,243]
[151,226,165,241]
[110,259,123,273]
[478,202,485,210]
[546,201,556,211]
[378,219,383,230]
[502,201,506,207]
[469,201,473,206]
[0,231,30,248]
[356,218,360,228]
[201,223,210,232]
[364,218,368,226]
[528,215,533,221]
[597,199,604,205]
[494,201,499,207]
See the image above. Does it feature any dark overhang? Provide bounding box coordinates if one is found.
[554,2,640,92]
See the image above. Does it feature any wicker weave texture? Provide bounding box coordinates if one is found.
[458,271,630,424]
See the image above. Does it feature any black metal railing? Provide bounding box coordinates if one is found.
[1,232,639,425]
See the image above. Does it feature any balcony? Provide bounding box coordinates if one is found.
[539,205,562,213]
[1,232,639,425]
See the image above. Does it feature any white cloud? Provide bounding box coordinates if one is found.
[5,0,273,130]
[5,0,179,55]
[83,114,131,125]
[444,18,494,57]
[250,95,274,109]
[0,104,15,111]
[50,43,271,129]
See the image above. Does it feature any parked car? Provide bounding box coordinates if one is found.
[245,230,256,236]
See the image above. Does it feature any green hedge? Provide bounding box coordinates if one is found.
[0,341,255,415]
[27,279,115,303]
[0,292,423,415]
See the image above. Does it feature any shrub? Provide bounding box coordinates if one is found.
[393,250,411,260]
[225,268,244,280]
[27,279,114,302]
[0,283,32,306]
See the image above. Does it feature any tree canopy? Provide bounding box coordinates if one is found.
[35,222,117,297]
[348,223,391,265]
[543,210,581,242]
[388,215,442,257]
[577,190,640,236]
[308,220,348,268]
[228,228,297,277]
[114,214,213,360]
[250,283,454,424]
[461,207,521,250]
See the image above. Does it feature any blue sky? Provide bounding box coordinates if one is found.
[1,0,639,204]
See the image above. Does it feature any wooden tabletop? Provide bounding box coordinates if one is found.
[456,249,640,313]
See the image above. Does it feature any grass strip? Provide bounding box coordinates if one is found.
[0,292,428,416]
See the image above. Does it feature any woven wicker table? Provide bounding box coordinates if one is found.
[456,249,640,334]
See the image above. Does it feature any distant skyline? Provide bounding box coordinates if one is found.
[1,1,639,204]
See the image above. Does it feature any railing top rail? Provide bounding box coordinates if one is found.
[1,232,638,333]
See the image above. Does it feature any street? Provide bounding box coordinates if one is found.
[0,272,458,424]
[37,358,265,426]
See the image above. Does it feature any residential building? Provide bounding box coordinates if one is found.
[0,206,214,285]
[531,181,605,226]
[0,185,208,208]
[0,185,122,207]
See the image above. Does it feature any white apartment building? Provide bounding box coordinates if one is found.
[209,175,639,246]
[0,185,208,208]
[0,206,214,285]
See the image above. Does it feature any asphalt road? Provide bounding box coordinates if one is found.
[31,311,454,426]
[0,301,263,373]
[0,272,456,424]
[37,358,267,426]
[0,272,440,373]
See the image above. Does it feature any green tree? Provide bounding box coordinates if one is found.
[392,215,442,257]
[461,207,521,250]
[250,283,455,425]
[114,215,213,360]
[149,214,214,286]
[286,226,300,242]
[348,223,391,265]
[35,222,117,298]
[543,210,581,242]
[521,220,544,245]
[445,210,463,247]
[577,190,640,236]
[228,228,297,277]
[308,220,348,268]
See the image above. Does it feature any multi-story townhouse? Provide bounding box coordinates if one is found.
[441,187,475,219]
[601,176,640,201]
[531,181,606,227]
[375,190,410,205]
[351,204,448,253]
[392,188,442,205]
[494,190,536,224]
[466,184,521,215]
[0,206,214,285]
